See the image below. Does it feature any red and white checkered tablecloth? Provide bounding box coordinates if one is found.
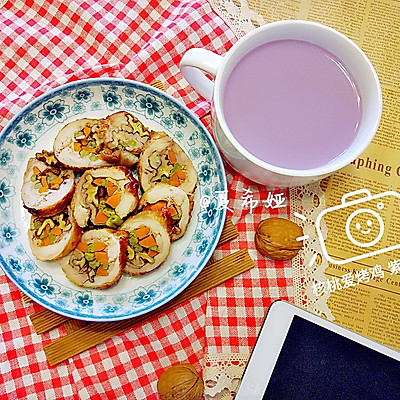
[0,1,293,399]
[198,115,293,357]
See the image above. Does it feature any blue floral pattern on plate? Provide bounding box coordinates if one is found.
[0,223,19,247]
[0,149,12,167]
[38,99,71,126]
[0,78,226,321]
[134,93,164,119]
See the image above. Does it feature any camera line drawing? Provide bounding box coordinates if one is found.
[295,189,400,267]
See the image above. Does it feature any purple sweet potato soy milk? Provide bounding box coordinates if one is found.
[222,40,362,170]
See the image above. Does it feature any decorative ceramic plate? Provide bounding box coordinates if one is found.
[0,78,226,321]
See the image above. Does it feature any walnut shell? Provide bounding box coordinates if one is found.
[255,218,303,260]
[157,363,204,400]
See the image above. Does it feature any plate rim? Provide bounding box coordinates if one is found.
[0,77,227,321]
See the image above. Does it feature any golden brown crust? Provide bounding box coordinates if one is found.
[28,207,83,261]
[112,229,129,284]
[24,190,74,217]
[58,225,83,258]
[21,157,75,217]
[136,183,191,241]
[72,166,139,228]
[53,117,113,170]
[137,132,198,194]
[103,111,152,166]
[119,210,171,276]
[59,228,128,290]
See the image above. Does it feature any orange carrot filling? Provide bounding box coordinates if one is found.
[139,234,157,249]
[150,200,167,212]
[168,149,177,164]
[168,205,178,217]
[94,242,106,252]
[105,193,121,208]
[95,251,108,265]
[96,266,109,276]
[51,176,63,186]
[75,240,110,277]
[94,210,109,225]
[148,249,158,258]
[33,169,65,194]
[41,236,51,246]
[51,226,62,236]
[40,176,48,188]
[81,146,96,153]
[135,226,151,239]
[107,185,117,197]
[93,178,120,205]
[77,242,88,252]
[36,214,71,246]
[83,126,91,136]
[168,174,180,187]
[175,169,186,180]
[93,178,103,186]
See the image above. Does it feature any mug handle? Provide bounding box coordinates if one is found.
[180,48,224,101]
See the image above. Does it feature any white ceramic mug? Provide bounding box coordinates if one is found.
[180,20,382,187]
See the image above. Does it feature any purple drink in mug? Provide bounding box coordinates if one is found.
[180,20,381,187]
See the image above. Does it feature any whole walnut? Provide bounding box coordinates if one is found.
[255,217,303,260]
[157,363,204,400]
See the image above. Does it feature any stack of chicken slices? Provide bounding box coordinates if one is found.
[22,111,198,289]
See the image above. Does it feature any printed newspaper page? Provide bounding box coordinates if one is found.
[321,0,400,353]
[250,0,400,350]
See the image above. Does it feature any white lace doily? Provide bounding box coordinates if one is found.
[290,182,333,320]
[203,353,250,400]
[208,0,265,37]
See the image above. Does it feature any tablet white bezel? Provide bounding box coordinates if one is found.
[235,300,400,399]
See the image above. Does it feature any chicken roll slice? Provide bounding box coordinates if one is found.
[103,111,152,167]
[137,183,192,241]
[53,118,116,169]
[138,132,198,193]
[59,228,129,289]
[119,211,171,275]
[28,206,82,261]
[73,166,139,229]
[21,151,75,217]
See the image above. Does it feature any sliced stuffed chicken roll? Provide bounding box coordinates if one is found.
[28,206,82,261]
[73,166,139,229]
[138,132,198,193]
[59,228,128,289]
[53,117,116,169]
[137,183,192,241]
[22,151,75,217]
[120,210,171,275]
[103,111,152,167]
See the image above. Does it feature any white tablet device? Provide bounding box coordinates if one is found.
[235,300,400,400]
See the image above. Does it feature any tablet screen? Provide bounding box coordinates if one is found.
[263,315,399,400]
